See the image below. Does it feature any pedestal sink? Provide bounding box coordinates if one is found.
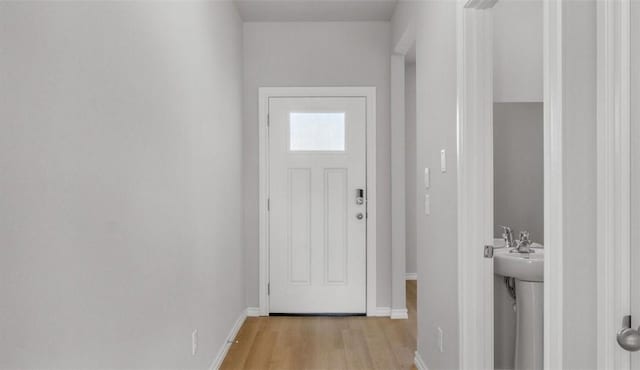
[494,243,544,370]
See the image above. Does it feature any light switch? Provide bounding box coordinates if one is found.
[440,150,447,173]
[424,194,431,215]
[424,168,430,188]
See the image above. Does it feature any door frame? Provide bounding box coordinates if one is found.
[457,0,563,368]
[456,2,495,368]
[257,87,377,316]
[389,17,417,320]
[596,0,631,368]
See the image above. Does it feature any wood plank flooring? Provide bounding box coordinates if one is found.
[220,280,417,370]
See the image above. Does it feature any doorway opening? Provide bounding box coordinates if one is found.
[456,0,557,368]
[257,87,378,316]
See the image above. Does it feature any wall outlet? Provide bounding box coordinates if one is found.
[192,329,198,356]
[437,327,444,353]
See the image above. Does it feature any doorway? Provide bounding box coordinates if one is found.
[258,87,377,316]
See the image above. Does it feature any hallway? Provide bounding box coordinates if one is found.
[221,280,417,369]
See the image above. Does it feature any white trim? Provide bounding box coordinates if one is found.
[258,88,270,316]
[455,2,565,369]
[372,307,391,317]
[209,310,247,370]
[597,0,631,369]
[258,87,377,317]
[543,0,564,368]
[246,307,261,317]
[465,0,498,9]
[391,54,408,315]
[456,3,494,369]
[390,17,416,318]
[414,351,429,370]
[390,308,409,320]
[405,272,417,281]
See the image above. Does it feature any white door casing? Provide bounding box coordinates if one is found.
[268,97,367,314]
[630,1,639,368]
[597,0,632,368]
[257,87,377,317]
[457,2,495,369]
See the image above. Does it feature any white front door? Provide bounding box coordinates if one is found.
[268,97,367,314]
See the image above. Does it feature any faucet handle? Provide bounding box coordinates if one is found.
[497,225,513,239]
[497,225,512,234]
[519,231,531,242]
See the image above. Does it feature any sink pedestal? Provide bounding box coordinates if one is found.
[515,279,543,370]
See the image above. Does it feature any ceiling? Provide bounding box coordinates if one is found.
[235,0,399,22]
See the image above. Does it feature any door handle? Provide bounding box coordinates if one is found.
[617,315,640,352]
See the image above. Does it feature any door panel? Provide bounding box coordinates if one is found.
[325,168,348,284]
[268,97,367,314]
[289,168,311,284]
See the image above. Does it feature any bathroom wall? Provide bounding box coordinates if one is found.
[493,103,544,243]
[0,2,245,367]
[405,63,417,276]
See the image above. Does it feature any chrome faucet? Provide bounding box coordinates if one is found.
[498,225,516,249]
[513,231,534,253]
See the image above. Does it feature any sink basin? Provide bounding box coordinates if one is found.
[494,243,544,282]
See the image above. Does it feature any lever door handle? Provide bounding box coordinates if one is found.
[617,315,640,352]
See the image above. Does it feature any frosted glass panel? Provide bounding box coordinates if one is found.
[290,113,345,151]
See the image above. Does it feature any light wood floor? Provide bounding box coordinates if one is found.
[221,280,417,370]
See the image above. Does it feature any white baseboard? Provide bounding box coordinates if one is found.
[209,309,247,370]
[390,308,408,319]
[405,272,417,280]
[369,306,391,317]
[246,307,261,317]
[414,351,429,370]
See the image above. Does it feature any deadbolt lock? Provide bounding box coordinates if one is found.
[356,188,365,205]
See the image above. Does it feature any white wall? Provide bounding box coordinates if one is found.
[0,2,245,368]
[243,22,392,308]
[493,0,543,102]
[415,4,460,367]
[393,2,460,367]
[391,0,416,53]
[405,63,417,275]
[395,2,462,367]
